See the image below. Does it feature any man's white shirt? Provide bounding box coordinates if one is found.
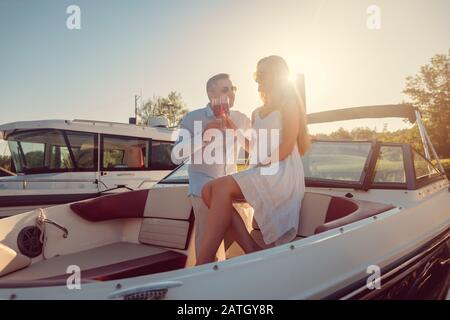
[173,104,251,197]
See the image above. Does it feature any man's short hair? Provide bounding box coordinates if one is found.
[206,73,230,92]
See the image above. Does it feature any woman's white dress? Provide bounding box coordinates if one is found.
[232,110,305,245]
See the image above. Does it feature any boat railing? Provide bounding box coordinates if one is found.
[71,119,178,131]
[72,119,136,127]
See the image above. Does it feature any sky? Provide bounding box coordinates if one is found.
[0,0,449,154]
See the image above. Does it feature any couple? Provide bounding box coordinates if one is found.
[175,55,310,265]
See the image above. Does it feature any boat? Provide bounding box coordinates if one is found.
[0,104,448,299]
[0,118,178,217]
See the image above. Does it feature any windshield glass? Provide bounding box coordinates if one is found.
[302,141,372,182]
[8,130,96,174]
[413,150,440,180]
[160,163,188,183]
[373,145,406,183]
[0,139,13,176]
[161,141,373,184]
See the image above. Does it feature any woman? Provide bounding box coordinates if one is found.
[196,55,311,265]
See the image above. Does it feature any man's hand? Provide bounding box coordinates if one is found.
[202,116,238,141]
[204,119,224,131]
[219,113,237,130]
[202,119,224,142]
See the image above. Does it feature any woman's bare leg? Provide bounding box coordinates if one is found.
[197,177,260,265]
[201,182,213,208]
[202,181,260,254]
[227,210,261,254]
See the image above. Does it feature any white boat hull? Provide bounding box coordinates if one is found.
[0,185,448,300]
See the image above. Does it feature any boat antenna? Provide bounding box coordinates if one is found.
[132,91,142,125]
[134,95,139,123]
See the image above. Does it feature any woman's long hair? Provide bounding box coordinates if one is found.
[256,55,311,155]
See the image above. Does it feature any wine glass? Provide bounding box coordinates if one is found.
[211,96,230,128]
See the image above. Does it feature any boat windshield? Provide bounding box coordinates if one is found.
[160,163,189,183]
[160,141,374,185]
[8,130,97,174]
[302,141,372,183]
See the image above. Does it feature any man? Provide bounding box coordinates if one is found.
[172,73,251,262]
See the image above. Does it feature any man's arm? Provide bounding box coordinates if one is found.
[171,114,223,165]
[172,115,203,164]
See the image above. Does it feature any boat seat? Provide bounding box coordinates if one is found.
[250,192,395,248]
[70,190,150,221]
[0,242,186,285]
[314,198,395,234]
[0,243,31,277]
[70,187,193,250]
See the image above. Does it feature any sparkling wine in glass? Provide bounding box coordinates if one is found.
[212,96,230,118]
